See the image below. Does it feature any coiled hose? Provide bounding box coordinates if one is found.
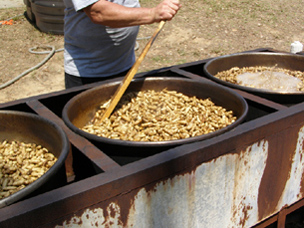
[1,13,65,90]
[0,46,63,90]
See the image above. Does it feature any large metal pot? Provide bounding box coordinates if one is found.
[62,77,248,156]
[203,52,304,104]
[0,110,70,208]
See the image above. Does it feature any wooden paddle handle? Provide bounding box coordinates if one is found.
[100,21,166,121]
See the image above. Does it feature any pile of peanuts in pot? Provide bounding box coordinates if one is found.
[214,66,304,92]
[82,88,237,141]
[0,140,57,199]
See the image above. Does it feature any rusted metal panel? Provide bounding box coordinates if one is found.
[49,120,304,227]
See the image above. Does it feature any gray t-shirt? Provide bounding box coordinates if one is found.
[63,0,140,77]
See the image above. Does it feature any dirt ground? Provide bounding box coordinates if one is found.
[0,0,303,104]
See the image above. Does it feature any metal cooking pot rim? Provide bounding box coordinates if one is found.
[0,110,70,208]
[204,52,304,95]
[62,77,248,148]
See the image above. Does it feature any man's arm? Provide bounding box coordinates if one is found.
[83,0,181,28]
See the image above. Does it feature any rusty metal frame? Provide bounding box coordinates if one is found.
[0,48,303,228]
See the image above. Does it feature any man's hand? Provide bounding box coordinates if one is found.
[152,0,181,22]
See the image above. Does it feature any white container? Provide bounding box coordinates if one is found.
[290,41,303,54]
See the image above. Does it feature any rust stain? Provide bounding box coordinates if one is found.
[188,170,196,192]
[229,140,268,227]
[277,125,304,209]
[239,199,253,227]
[300,129,304,196]
[59,203,124,227]
[258,126,300,220]
[301,139,304,196]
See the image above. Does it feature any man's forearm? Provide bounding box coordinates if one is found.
[84,0,155,27]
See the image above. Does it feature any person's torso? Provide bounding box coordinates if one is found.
[63,0,140,77]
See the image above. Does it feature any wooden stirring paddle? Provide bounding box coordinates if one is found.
[99,21,166,122]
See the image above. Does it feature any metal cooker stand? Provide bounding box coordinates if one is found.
[0,48,303,228]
